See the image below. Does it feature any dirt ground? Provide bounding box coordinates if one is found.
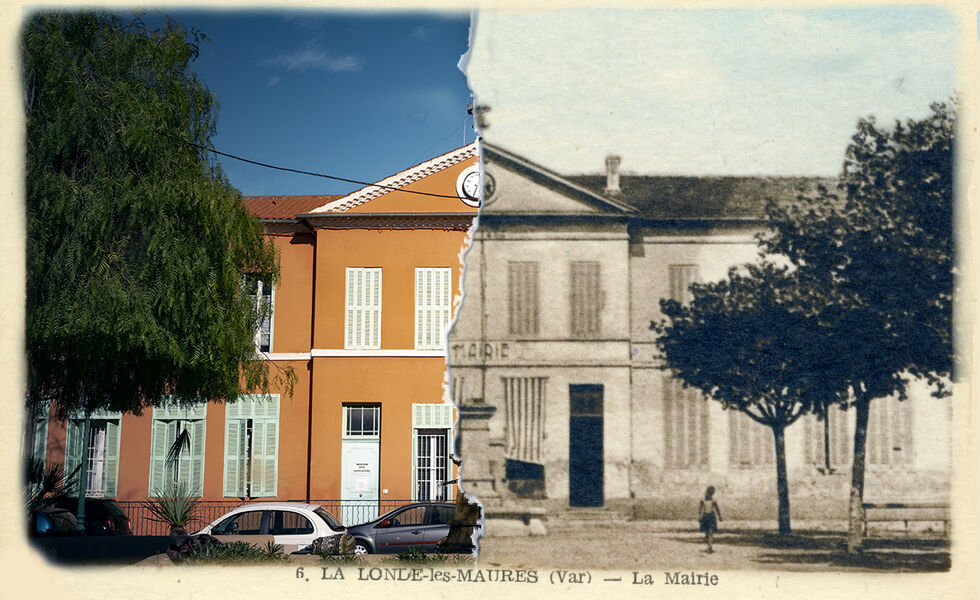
[475,523,950,573]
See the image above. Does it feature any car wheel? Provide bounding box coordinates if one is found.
[353,541,370,556]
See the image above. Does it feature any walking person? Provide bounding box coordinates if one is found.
[698,486,722,553]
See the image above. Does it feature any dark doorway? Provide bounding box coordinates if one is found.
[569,384,603,507]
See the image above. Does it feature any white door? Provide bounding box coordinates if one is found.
[341,439,380,525]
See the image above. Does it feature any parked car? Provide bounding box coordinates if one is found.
[195,502,344,554]
[29,506,79,537]
[345,502,456,555]
[52,498,132,536]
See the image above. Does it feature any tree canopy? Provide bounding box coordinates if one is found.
[654,261,842,534]
[25,12,279,418]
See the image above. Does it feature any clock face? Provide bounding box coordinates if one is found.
[456,166,481,207]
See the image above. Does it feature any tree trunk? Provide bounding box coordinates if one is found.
[772,425,791,535]
[847,396,871,553]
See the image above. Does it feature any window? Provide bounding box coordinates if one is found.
[804,405,850,468]
[269,511,314,535]
[344,405,381,437]
[867,399,913,466]
[223,394,280,498]
[570,261,601,337]
[728,411,773,468]
[345,268,382,349]
[412,403,453,502]
[149,403,206,496]
[429,505,455,525]
[502,377,546,464]
[663,377,709,469]
[415,267,452,350]
[508,262,539,336]
[668,264,699,304]
[392,506,427,526]
[213,510,265,535]
[27,400,49,464]
[245,276,274,352]
[65,409,122,498]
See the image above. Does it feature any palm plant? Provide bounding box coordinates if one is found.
[144,482,201,536]
[25,458,79,514]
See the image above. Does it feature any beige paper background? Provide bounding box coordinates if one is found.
[1,1,975,598]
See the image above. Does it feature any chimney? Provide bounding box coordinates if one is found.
[604,155,622,196]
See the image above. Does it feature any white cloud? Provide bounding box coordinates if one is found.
[266,76,280,88]
[262,40,363,73]
[413,24,438,41]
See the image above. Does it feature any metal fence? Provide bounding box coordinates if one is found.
[116,497,453,536]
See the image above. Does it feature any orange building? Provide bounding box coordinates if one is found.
[28,144,479,530]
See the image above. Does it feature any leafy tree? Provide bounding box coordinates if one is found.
[761,102,955,552]
[24,11,279,419]
[654,262,842,535]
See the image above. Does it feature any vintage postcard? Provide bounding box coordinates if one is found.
[3,2,977,599]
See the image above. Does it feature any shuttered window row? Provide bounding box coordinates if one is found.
[345,267,382,350]
[223,394,280,498]
[415,267,452,350]
[570,261,601,338]
[508,262,539,336]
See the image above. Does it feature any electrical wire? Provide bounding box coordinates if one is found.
[178,137,464,199]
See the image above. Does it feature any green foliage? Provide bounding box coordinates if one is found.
[23,11,282,418]
[381,547,447,563]
[144,482,201,535]
[761,101,956,400]
[168,535,289,564]
[25,459,79,513]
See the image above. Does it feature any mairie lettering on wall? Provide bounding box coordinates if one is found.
[450,342,513,363]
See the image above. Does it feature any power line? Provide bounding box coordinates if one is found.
[178,137,464,199]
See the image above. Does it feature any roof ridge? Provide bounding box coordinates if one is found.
[310,143,478,214]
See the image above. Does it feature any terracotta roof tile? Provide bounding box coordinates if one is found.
[243,195,344,220]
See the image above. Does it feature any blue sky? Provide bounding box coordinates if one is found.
[469,7,958,176]
[155,10,473,196]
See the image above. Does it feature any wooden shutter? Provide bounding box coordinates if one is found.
[188,419,206,496]
[346,268,382,349]
[250,418,279,497]
[668,265,699,303]
[103,419,120,497]
[502,378,546,463]
[31,403,49,463]
[65,419,84,489]
[223,419,245,497]
[570,261,601,337]
[415,268,451,350]
[508,262,539,336]
[149,419,175,495]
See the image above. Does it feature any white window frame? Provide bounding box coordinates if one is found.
[414,267,452,351]
[411,403,454,502]
[345,268,382,350]
[246,276,275,353]
[343,405,381,439]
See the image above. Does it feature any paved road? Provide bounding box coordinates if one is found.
[475,523,950,572]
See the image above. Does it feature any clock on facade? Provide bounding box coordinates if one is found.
[456,166,481,207]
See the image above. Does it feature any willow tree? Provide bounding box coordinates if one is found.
[24,11,279,419]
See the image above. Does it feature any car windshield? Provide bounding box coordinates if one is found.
[313,507,344,530]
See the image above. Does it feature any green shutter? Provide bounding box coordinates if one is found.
[223,419,245,497]
[103,419,120,497]
[65,419,84,492]
[411,428,419,501]
[188,419,206,496]
[250,418,279,497]
[148,419,174,495]
[32,403,49,463]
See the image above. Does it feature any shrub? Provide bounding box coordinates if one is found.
[144,483,201,536]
